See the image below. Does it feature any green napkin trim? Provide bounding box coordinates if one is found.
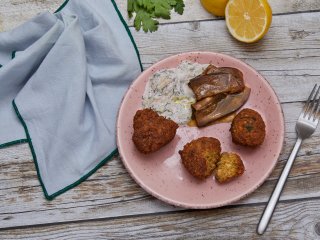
[0,139,28,149]
[110,0,143,72]
[12,100,52,199]
[13,98,119,200]
[12,51,16,59]
[0,50,16,69]
[55,0,143,72]
[54,0,70,13]
[12,98,118,200]
[3,0,143,200]
[0,50,19,148]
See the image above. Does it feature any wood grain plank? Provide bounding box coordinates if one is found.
[1,198,320,239]
[1,102,320,229]
[1,0,320,31]
[0,0,320,233]
[0,10,320,228]
[0,3,319,104]
[0,0,61,32]
[131,12,320,103]
[115,0,320,26]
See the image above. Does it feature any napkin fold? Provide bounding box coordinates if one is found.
[0,0,142,199]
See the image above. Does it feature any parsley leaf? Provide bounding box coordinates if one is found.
[174,0,185,15]
[134,10,159,33]
[137,0,154,11]
[128,0,185,33]
[127,0,134,18]
[154,1,172,19]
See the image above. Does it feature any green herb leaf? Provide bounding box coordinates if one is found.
[174,0,185,15]
[137,0,154,11]
[134,10,159,33]
[142,16,159,32]
[128,0,134,18]
[128,0,185,32]
[153,1,172,19]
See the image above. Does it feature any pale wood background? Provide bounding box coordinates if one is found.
[1,0,320,239]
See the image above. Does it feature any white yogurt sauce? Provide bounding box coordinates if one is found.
[142,61,209,124]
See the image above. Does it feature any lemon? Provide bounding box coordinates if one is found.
[200,0,229,17]
[225,0,272,43]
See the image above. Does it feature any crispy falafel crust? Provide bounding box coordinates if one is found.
[214,152,245,183]
[132,109,178,154]
[230,108,266,147]
[179,137,221,179]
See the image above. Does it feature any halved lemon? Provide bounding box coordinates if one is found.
[225,0,272,43]
[200,0,229,17]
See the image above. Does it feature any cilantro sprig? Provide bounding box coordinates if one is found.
[128,0,185,33]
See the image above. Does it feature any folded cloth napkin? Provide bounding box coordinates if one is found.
[0,0,142,199]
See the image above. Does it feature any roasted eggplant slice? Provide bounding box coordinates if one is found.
[202,64,218,75]
[192,94,226,111]
[188,67,245,101]
[194,87,251,127]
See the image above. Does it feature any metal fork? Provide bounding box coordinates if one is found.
[257,84,320,235]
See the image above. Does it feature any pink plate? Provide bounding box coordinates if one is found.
[117,52,284,209]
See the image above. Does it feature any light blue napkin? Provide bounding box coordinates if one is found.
[0,0,142,199]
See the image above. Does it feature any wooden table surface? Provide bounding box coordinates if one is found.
[1,0,320,239]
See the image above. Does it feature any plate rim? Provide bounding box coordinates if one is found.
[116,51,285,209]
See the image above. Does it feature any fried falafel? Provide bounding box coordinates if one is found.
[132,109,178,154]
[179,137,221,179]
[214,152,245,183]
[230,108,266,147]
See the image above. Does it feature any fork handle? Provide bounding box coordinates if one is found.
[257,138,303,235]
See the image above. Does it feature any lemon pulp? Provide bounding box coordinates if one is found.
[225,0,272,43]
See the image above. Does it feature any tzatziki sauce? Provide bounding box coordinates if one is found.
[142,61,208,124]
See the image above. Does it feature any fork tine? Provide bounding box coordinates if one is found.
[309,85,320,119]
[312,88,320,121]
[303,84,317,117]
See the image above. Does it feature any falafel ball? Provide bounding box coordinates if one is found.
[179,137,221,179]
[230,108,266,147]
[132,109,178,154]
[214,152,245,183]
